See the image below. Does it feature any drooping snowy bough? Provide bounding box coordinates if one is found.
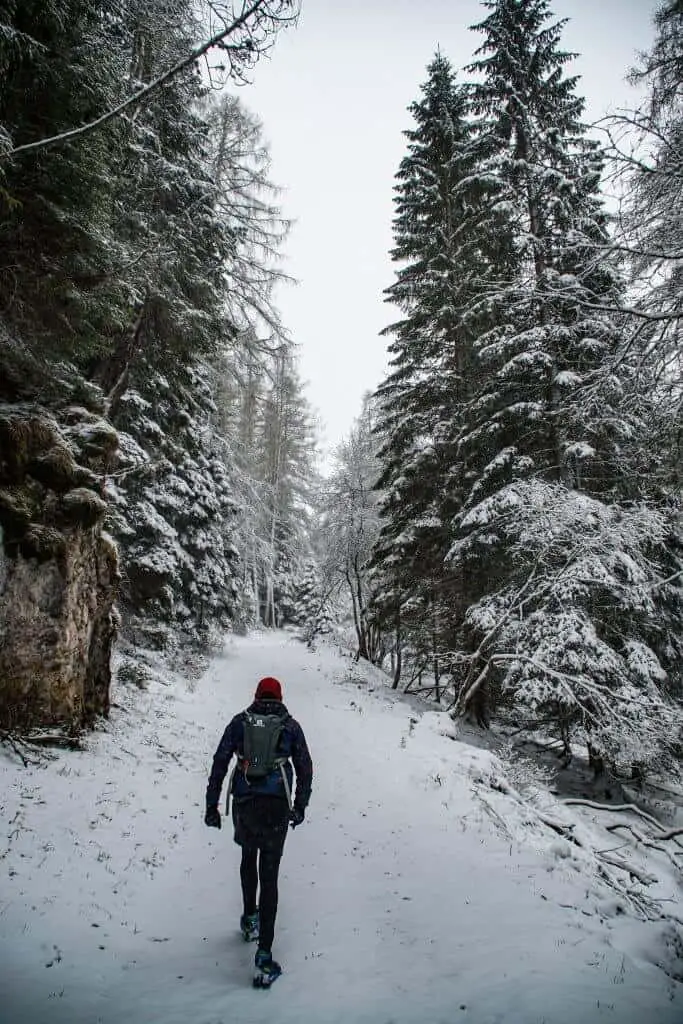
[448,480,683,776]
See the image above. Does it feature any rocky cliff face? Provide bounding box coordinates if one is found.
[0,404,119,732]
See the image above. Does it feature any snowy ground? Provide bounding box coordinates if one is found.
[1,631,681,1024]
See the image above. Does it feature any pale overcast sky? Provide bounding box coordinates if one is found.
[243,0,656,463]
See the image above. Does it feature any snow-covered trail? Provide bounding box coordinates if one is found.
[1,632,680,1024]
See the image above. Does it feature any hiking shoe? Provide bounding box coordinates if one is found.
[240,912,259,942]
[253,948,282,988]
[255,948,281,975]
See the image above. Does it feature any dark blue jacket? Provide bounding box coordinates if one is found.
[206,699,313,814]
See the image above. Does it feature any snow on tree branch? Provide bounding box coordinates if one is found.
[3,0,298,160]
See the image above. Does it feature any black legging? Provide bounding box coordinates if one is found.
[240,844,283,953]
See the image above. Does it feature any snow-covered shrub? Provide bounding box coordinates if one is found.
[287,561,334,647]
[497,738,555,797]
[450,480,683,773]
[109,363,240,642]
[116,656,153,690]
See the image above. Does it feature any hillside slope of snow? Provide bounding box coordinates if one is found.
[1,631,681,1024]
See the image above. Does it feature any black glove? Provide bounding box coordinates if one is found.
[289,806,305,829]
[205,806,221,829]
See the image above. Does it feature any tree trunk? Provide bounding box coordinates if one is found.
[587,742,605,778]
[346,570,367,660]
[432,596,440,702]
[392,630,402,689]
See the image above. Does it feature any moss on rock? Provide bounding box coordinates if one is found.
[0,410,60,480]
[19,524,67,562]
[26,443,80,492]
[59,487,107,528]
[0,486,35,531]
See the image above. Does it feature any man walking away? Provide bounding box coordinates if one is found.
[205,675,313,986]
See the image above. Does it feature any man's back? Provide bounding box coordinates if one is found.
[204,674,313,981]
[206,695,312,811]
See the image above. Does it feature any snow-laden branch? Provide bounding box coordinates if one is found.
[476,764,672,921]
[562,799,666,831]
[564,800,683,845]
[3,0,297,160]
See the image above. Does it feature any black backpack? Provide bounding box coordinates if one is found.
[240,711,288,780]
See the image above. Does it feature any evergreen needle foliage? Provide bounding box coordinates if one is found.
[0,0,318,689]
[368,0,683,776]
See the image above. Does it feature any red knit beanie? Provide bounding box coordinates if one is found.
[255,676,283,701]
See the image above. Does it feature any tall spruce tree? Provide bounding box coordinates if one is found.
[371,54,479,682]
[258,346,318,625]
[99,5,246,639]
[0,0,125,366]
[444,0,681,768]
[93,0,233,406]
[454,0,629,507]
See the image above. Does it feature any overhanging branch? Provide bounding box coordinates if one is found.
[3,0,297,160]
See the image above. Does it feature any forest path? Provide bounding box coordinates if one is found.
[1,632,680,1024]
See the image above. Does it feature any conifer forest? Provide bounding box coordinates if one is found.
[1,0,682,785]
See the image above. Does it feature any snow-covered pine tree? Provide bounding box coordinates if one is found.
[0,0,126,367]
[109,361,240,644]
[255,345,318,626]
[623,0,682,353]
[445,0,683,771]
[291,560,331,646]
[371,54,481,686]
[92,1,234,409]
[272,548,300,625]
[0,0,306,728]
[454,0,631,505]
[87,3,243,644]
[210,329,319,630]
